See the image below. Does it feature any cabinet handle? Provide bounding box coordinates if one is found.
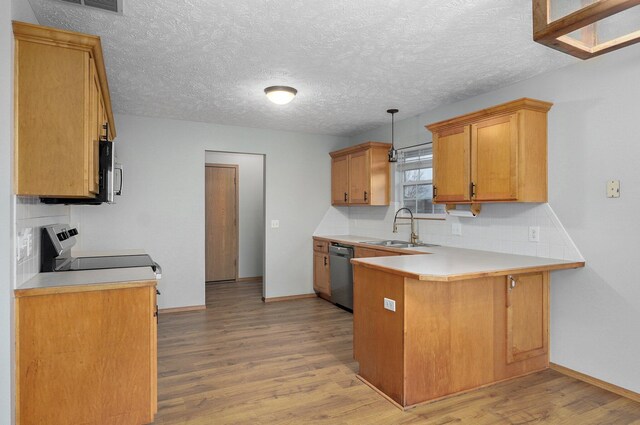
[433,185,437,199]
[324,256,328,266]
[506,275,516,307]
[364,191,368,202]
[470,182,476,199]
[100,123,109,142]
[344,192,348,202]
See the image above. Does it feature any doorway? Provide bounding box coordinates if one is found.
[205,164,239,282]
[204,152,265,289]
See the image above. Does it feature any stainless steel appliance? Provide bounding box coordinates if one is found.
[329,243,354,311]
[40,224,161,278]
[42,140,123,205]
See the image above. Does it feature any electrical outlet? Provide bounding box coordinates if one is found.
[528,226,540,242]
[383,297,396,312]
[16,228,33,262]
[606,180,620,198]
[452,222,462,236]
[271,220,280,228]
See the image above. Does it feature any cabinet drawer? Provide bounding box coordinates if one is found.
[313,239,329,253]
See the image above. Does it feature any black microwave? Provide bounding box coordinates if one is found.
[41,140,123,205]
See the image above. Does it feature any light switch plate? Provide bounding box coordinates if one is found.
[383,297,396,312]
[270,219,280,228]
[606,180,620,198]
[528,226,540,242]
[452,222,462,236]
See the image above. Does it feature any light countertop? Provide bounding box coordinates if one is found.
[16,263,157,297]
[314,234,584,281]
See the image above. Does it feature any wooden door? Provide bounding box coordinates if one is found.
[471,114,518,201]
[331,155,350,205]
[313,252,330,296]
[506,272,548,364]
[205,165,238,282]
[349,149,371,204]
[433,126,471,202]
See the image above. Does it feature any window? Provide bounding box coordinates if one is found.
[397,144,445,218]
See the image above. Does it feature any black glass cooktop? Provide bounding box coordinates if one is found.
[58,254,155,271]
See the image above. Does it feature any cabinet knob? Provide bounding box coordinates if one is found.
[324,256,328,266]
[364,191,368,202]
[344,192,348,202]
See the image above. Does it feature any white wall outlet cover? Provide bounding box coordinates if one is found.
[270,219,280,228]
[528,226,540,242]
[606,180,620,198]
[16,228,33,262]
[383,297,396,312]
[452,222,462,236]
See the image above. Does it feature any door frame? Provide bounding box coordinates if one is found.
[205,163,240,282]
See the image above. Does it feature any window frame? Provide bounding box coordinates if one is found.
[395,143,446,220]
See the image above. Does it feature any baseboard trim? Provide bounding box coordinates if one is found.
[159,305,206,314]
[236,276,263,283]
[550,363,640,403]
[262,293,317,303]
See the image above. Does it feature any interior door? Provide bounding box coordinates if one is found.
[471,114,518,201]
[433,126,471,202]
[349,149,370,204]
[205,165,238,282]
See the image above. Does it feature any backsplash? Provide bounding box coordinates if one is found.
[15,197,70,287]
[316,202,583,261]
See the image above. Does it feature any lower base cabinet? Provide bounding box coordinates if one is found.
[354,266,550,408]
[16,281,158,425]
[313,251,331,298]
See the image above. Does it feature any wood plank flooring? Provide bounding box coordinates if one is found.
[153,281,640,424]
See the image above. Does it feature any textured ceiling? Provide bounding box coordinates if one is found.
[29,0,575,136]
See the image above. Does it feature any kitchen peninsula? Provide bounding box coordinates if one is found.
[350,244,584,409]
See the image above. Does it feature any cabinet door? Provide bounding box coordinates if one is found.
[471,114,518,201]
[433,126,471,202]
[506,272,548,364]
[88,59,101,194]
[349,149,371,204]
[313,252,330,296]
[331,155,350,205]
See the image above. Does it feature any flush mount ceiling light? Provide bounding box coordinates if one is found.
[533,0,640,59]
[387,108,399,163]
[264,86,298,105]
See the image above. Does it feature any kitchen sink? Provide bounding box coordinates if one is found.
[362,240,439,249]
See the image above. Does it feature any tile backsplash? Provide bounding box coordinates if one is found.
[315,202,583,261]
[15,197,70,287]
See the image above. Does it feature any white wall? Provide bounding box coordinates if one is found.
[3,2,39,424]
[350,44,640,393]
[204,152,264,279]
[72,114,348,308]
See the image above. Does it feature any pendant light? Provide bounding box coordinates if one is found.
[387,108,399,162]
[264,86,298,105]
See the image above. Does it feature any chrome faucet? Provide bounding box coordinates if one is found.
[393,207,418,244]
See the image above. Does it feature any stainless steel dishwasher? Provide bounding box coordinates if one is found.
[329,243,355,311]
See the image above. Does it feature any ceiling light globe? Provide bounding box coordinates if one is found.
[264,86,297,105]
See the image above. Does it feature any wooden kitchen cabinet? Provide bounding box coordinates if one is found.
[313,238,331,298]
[427,98,552,204]
[330,142,391,206]
[13,21,116,198]
[354,246,401,258]
[506,272,548,364]
[15,281,157,425]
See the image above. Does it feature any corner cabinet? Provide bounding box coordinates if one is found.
[13,21,116,198]
[313,238,331,299]
[426,98,552,204]
[15,281,158,425]
[330,142,391,206]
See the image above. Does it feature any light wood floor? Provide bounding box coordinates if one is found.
[153,281,640,424]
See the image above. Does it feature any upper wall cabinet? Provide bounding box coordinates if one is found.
[13,22,116,198]
[426,98,552,204]
[330,142,391,206]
